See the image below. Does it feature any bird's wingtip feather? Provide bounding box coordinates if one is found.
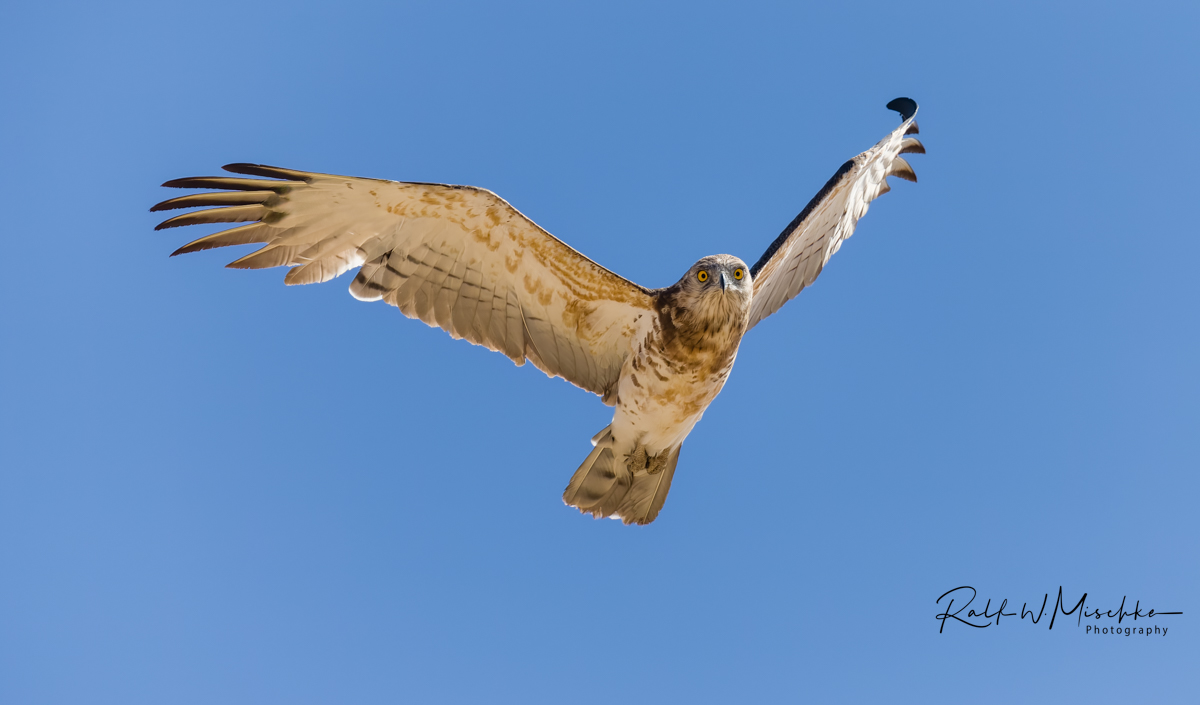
[222,163,310,181]
[886,97,918,121]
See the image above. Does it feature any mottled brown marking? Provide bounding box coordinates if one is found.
[504,251,522,274]
[472,227,502,251]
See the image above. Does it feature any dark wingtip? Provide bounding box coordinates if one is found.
[886,97,918,121]
[222,162,261,174]
[222,163,309,181]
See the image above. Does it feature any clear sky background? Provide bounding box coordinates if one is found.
[1,1,1196,703]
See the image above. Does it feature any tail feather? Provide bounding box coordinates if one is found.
[562,425,681,525]
[616,445,680,524]
[562,426,629,517]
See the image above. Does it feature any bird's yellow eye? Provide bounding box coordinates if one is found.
[697,271,708,283]
[733,268,744,280]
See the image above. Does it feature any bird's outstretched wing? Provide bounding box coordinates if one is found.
[153,165,655,402]
[746,98,924,330]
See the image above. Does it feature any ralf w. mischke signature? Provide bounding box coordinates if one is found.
[935,586,1182,635]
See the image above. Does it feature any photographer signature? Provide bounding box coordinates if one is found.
[935,586,1181,633]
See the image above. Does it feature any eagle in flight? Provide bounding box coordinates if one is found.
[153,98,924,525]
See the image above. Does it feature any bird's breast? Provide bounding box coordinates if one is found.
[611,314,742,449]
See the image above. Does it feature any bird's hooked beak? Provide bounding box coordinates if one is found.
[719,271,729,291]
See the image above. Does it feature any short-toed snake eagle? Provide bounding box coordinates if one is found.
[153,98,924,524]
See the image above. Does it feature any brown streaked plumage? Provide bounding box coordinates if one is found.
[153,98,924,524]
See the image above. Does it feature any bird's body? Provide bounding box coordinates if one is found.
[621,256,751,452]
[153,98,925,524]
[565,255,753,519]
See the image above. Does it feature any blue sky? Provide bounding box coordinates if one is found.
[1,1,1196,702]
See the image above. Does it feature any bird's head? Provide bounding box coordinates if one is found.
[672,254,753,321]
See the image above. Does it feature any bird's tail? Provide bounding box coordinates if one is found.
[562,425,680,525]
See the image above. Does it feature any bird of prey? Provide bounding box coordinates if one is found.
[152,97,924,525]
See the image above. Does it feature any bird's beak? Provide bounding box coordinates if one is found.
[719,271,729,291]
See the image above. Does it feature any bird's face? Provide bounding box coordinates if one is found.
[680,254,753,318]
[684,254,751,295]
